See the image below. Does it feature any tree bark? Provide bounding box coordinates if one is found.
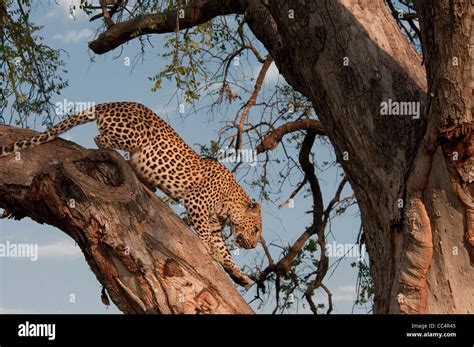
[243,0,427,313]
[88,0,245,54]
[240,0,473,313]
[19,0,474,313]
[414,0,473,313]
[0,125,253,314]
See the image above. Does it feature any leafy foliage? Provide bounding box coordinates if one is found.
[352,259,374,310]
[0,0,68,127]
[2,0,379,314]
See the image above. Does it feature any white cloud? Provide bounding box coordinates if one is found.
[332,285,357,303]
[53,28,93,44]
[336,285,356,293]
[55,0,83,17]
[38,241,81,258]
[153,103,179,115]
[43,0,85,20]
[253,62,282,85]
[332,293,356,302]
[265,62,282,84]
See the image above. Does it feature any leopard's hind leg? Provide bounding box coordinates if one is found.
[94,134,116,150]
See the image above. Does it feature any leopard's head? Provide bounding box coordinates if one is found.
[231,202,262,249]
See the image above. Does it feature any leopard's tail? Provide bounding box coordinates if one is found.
[0,107,97,158]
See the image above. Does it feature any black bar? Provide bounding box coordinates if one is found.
[0,314,472,346]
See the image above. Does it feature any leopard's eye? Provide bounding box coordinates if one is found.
[253,227,259,235]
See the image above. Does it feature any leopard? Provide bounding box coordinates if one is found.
[0,102,262,286]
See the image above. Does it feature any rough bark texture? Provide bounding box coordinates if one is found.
[7,0,473,313]
[240,0,473,313]
[243,0,427,313]
[415,0,473,313]
[0,126,253,314]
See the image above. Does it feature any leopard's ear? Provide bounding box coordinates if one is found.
[248,201,261,212]
[253,202,261,211]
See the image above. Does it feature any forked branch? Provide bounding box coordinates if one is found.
[0,125,253,314]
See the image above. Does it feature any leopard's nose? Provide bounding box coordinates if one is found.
[244,240,253,249]
[236,234,245,245]
[236,234,252,249]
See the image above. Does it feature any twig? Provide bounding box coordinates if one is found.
[278,178,307,209]
[321,283,333,314]
[235,55,273,154]
[260,236,274,266]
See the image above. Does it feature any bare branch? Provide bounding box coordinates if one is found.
[90,0,125,24]
[321,283,333,314]
[260,236,274,266]
[385,0,420,42]
[256,119,325,154]
[323,177,348,224]
[277,178,307,209]
[89,0,246,54]
[256,131,324,284]
[236,55,273,152]
[99,0,115,28]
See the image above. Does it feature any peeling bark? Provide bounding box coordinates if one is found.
[243,0,474,313]
[0,126,253,314]
[244,0,427,313]
[6,0,473,313]
[414,0,473,313]
[392,198,433,313]
[454,182,474,252]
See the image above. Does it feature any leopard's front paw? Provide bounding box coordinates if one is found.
[229,271,253,287]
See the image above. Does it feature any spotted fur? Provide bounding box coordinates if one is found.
[0,102,262,286]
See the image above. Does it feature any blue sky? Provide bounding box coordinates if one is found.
[0,0,367,314]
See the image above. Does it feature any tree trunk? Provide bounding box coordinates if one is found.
[0,125,253,314]
[11,0,470,314]
[242,0,472,313]
[414,0,473,313]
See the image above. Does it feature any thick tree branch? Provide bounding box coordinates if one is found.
[0,125,253,314]
[89,0,246,54]
[256,119,325,154]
